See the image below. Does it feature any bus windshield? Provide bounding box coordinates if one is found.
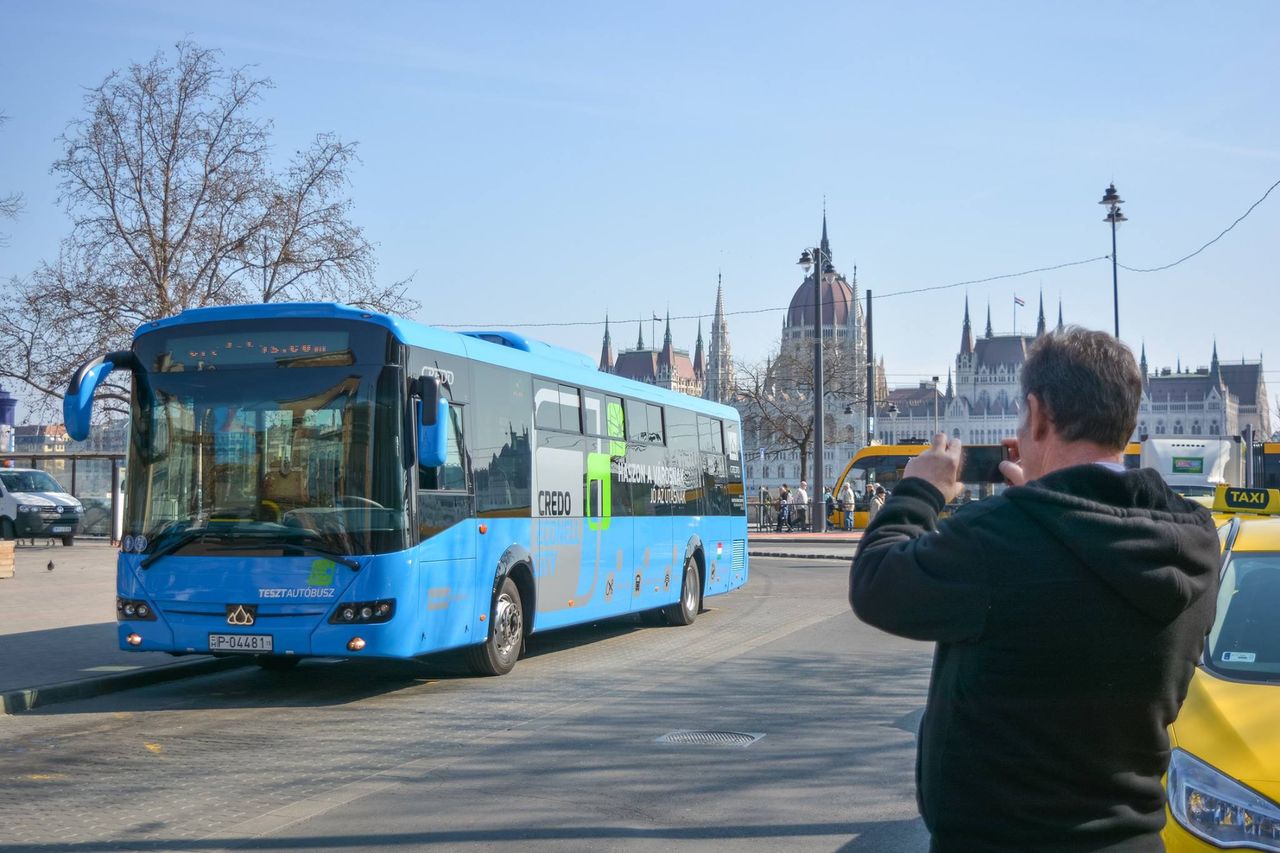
[125,364,408,557]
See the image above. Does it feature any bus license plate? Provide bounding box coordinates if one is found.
[208,633,273,653]
[51,526,71,533]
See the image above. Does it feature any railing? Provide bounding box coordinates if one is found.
[1,451,126,542]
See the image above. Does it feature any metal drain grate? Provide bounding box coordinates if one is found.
[655,730,764,747]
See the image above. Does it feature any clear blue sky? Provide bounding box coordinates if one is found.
[2,0,1278,409]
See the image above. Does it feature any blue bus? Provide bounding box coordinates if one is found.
[64,303,748,674]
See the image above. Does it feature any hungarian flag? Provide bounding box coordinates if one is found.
[1014,295,1026,307]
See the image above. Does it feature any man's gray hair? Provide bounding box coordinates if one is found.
[1020,327,1143,451]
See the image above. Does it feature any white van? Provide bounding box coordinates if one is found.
[0,467,85,545]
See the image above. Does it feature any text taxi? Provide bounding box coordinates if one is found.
[1164,484,1280,850]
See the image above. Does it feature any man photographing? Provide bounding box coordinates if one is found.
[850,328,1219,852]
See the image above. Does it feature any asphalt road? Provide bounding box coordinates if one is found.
[0,556,934,853]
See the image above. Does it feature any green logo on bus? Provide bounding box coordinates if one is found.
[307,559,337,587]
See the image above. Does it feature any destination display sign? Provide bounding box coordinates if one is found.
[158,331,352,370]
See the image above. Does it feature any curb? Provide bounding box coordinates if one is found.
[748,551,852,561]
[1,656,251,715]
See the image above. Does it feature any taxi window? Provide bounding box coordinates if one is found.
[1205,551,1280,683]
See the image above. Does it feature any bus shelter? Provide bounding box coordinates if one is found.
[0,451,126,542]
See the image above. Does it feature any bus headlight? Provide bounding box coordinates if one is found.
[117,597,157,621]
[1168,749,1280,849]
[328,599,394,625]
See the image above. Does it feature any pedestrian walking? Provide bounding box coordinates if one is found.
[867,485,885,521]
[792,480,809,531]
[775,483,790,532]
[840,482,856,531]
[849,328,1220,852]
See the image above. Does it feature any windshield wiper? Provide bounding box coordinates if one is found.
[142,531,360,571]
[140,528,228,569]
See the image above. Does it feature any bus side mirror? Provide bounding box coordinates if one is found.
[413,377,448,468]
[63,351,139,441]
[416,376,440,426]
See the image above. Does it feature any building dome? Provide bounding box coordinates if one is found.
[785,272,857,329]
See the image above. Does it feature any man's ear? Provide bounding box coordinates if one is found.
[1027,393,1053,441]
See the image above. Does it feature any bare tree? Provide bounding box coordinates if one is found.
[0,112,22,246]
[735,338,865,484]
[0,41,416,414]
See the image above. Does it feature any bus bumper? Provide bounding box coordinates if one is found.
[116,615,421,659]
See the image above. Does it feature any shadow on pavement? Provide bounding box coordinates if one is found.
[0,820,928,851]
[0,623,187,694]
[18,614,658,715]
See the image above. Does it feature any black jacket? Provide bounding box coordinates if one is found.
[850,466,1220,852]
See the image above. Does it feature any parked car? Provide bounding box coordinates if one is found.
[0,467,84,545]
[1163,485,1280,850]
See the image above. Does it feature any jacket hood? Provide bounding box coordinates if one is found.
[1004,465,1220,621]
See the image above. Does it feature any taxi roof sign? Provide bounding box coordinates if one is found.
[1212,484,1280,515]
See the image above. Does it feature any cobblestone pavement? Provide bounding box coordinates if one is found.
[0,557,933,852]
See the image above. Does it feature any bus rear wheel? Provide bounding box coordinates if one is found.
[663,556,701,626]
[466,576,523,676]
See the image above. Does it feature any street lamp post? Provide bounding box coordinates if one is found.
[1099,183,1127,338]
[798,243,828,532]
[932,376,940,436]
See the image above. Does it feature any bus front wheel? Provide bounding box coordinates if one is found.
[663,556,701,626]
[466,576,523,676]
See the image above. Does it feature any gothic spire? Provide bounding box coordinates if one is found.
[1057,297,1064,332]
[636,321,644,350]
[1210,339,1223,388]
[599,314,614,372]
[1036,290,1046,337]
[663,310,673,347]
[820,206,832,268]
[705,272,734,404]
[692,318,705,377]
[1139,340,1148,388]
[945,368,954,399]
[985,302,994,338]
[960,294,974,355]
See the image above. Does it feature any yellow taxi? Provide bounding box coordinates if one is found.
[1164,484,1280,850]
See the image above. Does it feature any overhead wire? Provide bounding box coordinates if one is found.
[438,256,1109,329]
[437,176,1279,330]
[1119,177,1280,273]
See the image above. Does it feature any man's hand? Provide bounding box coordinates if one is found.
[998,437,1027,486]
[903,433,964,503]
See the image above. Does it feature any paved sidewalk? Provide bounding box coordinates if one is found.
[0,541,231,710]
[748,529,861,560]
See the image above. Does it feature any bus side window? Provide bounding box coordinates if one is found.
[725,422,741,464]
[697,415,723,454]
[420,404,469,492]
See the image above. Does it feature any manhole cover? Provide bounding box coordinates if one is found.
[655,730,764,747]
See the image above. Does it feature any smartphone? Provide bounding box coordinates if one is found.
[960,445,1011,484]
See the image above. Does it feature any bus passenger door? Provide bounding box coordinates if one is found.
[416,402,476,653]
